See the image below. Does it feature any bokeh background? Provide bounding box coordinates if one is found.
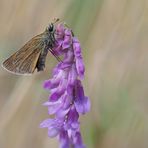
[0,0,148,148]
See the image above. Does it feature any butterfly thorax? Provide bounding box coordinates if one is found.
[43,24,55,48]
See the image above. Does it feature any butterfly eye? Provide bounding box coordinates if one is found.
[48,24,54,32]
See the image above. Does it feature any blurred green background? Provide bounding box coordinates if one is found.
[0,0,148,148]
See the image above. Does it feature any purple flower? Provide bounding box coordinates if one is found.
[40,118,63,137]
[74,80,90,114]
[40,23,90,148]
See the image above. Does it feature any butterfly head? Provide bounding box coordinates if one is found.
[46,23,54,34]
[46,18,60,34]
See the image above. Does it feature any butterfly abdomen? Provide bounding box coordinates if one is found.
[36,48,48,71]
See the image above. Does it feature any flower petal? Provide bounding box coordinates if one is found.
[75,96,91,114]
[67,105,79,125]
[40,119,54,128]
[59,130,70,148]
[73,38,85,79]
[72,132,86,148]
[74,80,91,114]
[50,79,67,101]
[56,107,70,119]
[75,58,85,79]
[55,24,65,39]
[73,37,82,58]
[68,64,77,86]
[62,29,72,49]
[48,126,60,138]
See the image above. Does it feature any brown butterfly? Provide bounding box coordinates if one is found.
[2,18,61,75]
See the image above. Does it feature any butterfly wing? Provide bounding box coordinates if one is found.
[2,33,45,74]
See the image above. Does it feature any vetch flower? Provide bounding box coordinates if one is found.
[40,23,90,148]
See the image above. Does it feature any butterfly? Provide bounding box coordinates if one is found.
[2,18,61,75]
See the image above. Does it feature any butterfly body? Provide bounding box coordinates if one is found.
[2,22,58,75]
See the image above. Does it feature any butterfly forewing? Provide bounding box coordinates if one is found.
[2,33,45,74]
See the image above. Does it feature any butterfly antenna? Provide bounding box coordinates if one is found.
[52,18,60,24]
